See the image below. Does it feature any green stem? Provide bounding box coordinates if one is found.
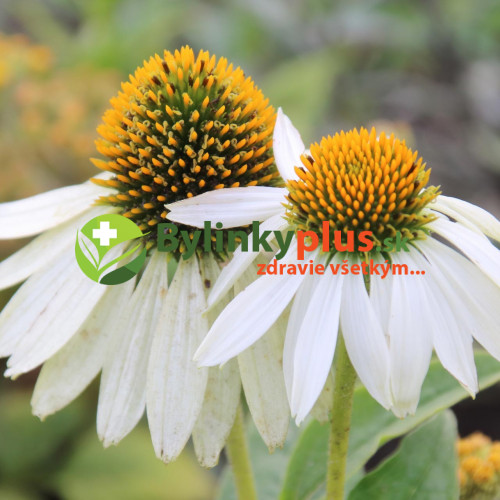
[226,405,258,500]
[326,334,357,500]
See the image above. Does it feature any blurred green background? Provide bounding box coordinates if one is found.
[0,0,499,498]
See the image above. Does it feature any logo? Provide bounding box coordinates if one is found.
[75,214,147,285]
[156,221,411,260]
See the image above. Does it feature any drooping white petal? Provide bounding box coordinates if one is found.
[369,255,393,335]
[238,315,290,450]
[235,262,289,450]
[31,280,134,419]
[430,217,500,286]
[147,257,209,463]
[166,186,287,229]
[192,253,241,468]
[0,250,107,377]
[0,206,114,291]
[207,213,289,309]
[420,237,500,362]
[283,272,317,404]
[0,179,110,240]
[410,246,478,395]
[432,195,500,242]
[283,253,335,425]
[192,361,241,467]
[195,240,306,366]
[340,261,391,409]
[388,252,433,417]
[273,108,305,181]
[291,255,344,424]
[97,251,168,446]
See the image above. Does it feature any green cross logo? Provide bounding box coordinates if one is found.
[75,214,147,285]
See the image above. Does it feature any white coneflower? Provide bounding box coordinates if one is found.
[0,47,291,465]
[167,108,500,423]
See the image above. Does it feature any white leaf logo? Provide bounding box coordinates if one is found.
[77,231,100,270]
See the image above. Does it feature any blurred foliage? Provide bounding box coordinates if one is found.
[0,32,120,202]
[55,428,215,500]
[0,387,216,499]
[0,0,498,206]
[0,390,90,496]
[0,0,500,498]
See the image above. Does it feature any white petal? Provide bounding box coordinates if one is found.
[207,213,289,308]
[192,361,241,468]
[388,252,433,417]
[0,206,113,291]
[97,251,167,446]
[238,316,290,450]
[432,195,500,242]
[369,255,393,335]
[147,257,209,463]
[0,179,110,240]
[273,108,305,181]
[291,255,344,424]
[420,238,500,363]
[0,250,107,376]
[410,246,478,395]
[198,251,232,323]
[283,273,317,404]
[192,253,241,468]
[31,280,134,419]
[430,217,500,286]
[195,239,307,366]
[166,186,287,228]
[235,262,289,450]
[429,208,487,239]
[340,262,391,409]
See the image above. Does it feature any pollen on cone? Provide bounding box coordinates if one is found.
[285,128,439,249]
[92,46,281,256]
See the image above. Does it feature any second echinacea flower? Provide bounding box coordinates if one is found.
[167,109,500,423]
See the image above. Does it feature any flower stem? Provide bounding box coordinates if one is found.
[226,405,258,500]
[326,334,357,500]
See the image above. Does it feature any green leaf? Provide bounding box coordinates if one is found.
[280,351,500,500]
[217,418,300,500]
[348,410,459,500]
[278,421,328,500]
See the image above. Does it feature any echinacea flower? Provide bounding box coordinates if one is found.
[167,108,500,423]
[0,47,290,465]
[457,432,500,498]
